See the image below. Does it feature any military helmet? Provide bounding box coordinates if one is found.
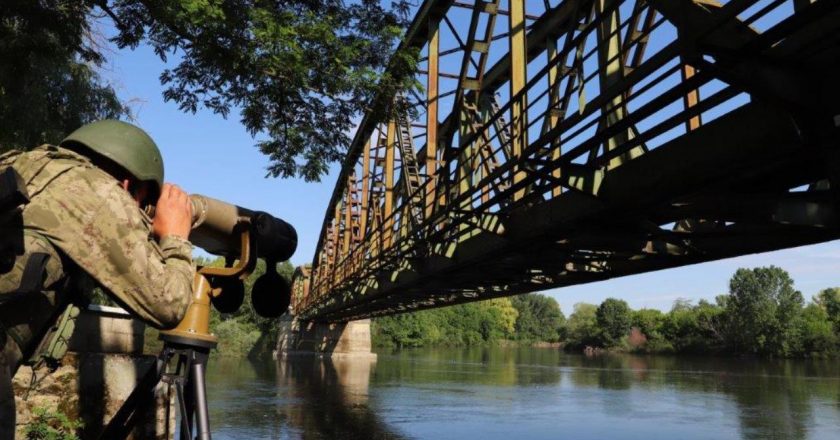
[60,120,164,194]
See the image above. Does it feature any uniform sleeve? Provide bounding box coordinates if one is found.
[24,165,194,329]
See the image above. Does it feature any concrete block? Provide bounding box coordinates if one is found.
[13,306,172,439]
[275,314,376,361]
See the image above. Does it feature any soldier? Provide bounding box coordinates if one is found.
[0,120,195,438]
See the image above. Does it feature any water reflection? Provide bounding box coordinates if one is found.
[206,355,401,439]
[561,354,840,440]
[275,356,404,439]
[374,346,563,387]
[205,348,840,440]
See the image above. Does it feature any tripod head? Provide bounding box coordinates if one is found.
[160,195,298,345]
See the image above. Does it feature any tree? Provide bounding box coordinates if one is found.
[2,0,415,180]
[510,294,565,342]
[484,298,519,339]
[724,266,804,356]
[371,298,519,348]
[660,299,725,353]
[596,298,632,347]
[0,1,128,150]
[631,309,664,337]
[795,304,836,355]
[565,303,600,349]
[815,287,840,333]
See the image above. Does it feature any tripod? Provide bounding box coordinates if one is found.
[98,332,216,440]
[101,225,263,439]
[99,260,240,440]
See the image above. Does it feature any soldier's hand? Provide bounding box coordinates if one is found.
[153,183,192,240]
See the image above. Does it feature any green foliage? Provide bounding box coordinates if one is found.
[630,308,673,352]
[372,298,520,348]
[556,270,840,358]
[372,267,840,359]
[212,316,262,355]
[1,1,415,180]
[796,304,837,356]
[631,309,664,337]
[510,294,565,342]
[0,1,128,151]
[596,298,632,347]
[24,407,83,440]
[565,303,600,350]
[725,266,804,356]
[815,287,840,333]
[660,299,725,353]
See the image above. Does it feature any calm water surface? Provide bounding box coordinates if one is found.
[204,347,840,439]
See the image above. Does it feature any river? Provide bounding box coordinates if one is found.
[203,347,840,439]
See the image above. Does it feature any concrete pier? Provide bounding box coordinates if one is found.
[275,313,376,361]
[13,305,171,439]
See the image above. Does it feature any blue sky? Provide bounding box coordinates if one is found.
[95,5,840,315]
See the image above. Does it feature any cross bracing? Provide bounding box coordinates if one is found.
[293,0,840,322]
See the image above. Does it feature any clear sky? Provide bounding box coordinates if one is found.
[96,10,840,315]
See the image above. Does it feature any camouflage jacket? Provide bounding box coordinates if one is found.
[0,145,193,329]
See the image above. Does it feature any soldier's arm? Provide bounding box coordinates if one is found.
[84,198,194,329]
[31,168,195,329]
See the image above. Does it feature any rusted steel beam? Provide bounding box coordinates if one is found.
[311,0,455,265]
[297,0,840,320]
[426,19,440,219]
[383,119,397,249]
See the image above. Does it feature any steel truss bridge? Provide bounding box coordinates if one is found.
[291,0,840,322]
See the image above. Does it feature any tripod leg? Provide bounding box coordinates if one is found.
[174,376,192,440]
[99,350,170,440]
[178,352,195,440]
[190,350,212,440]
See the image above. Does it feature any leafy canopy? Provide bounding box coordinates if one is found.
[510,294,565,342]
[596,298,632,346]
[2,0,416,181]
[726,266,804,355]
[0,1,129,150]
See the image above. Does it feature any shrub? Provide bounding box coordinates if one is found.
[24,407,82,440]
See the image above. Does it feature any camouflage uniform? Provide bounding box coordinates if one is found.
[0,145,194,368]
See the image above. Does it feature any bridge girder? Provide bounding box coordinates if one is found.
[293,0,840,322]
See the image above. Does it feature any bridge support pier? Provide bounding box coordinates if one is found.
[274,314,376,361]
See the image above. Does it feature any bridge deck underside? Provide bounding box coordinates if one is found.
[296,0,840,322]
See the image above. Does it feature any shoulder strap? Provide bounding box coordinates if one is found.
[0,166,29,213]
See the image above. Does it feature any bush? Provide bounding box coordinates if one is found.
[510,294,565,342]
[24,407,83,440]
[212,318,262,356]
[372,298,520,348]
[796,304,837,356]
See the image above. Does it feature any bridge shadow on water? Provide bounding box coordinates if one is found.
[205,354,403,440]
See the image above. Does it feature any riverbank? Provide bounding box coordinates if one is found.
[372,267,840,359]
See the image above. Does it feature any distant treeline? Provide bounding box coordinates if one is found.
[373,266,840,358]
[372,294,565,348]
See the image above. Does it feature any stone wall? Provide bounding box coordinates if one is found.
[13,305,172,439]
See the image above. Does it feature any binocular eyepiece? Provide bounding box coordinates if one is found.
[187,194,297,317]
